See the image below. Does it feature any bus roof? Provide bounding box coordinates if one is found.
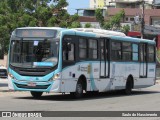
[72,28,126,37]
[71,28,155,44]
[110,36,155,44]
[16,27,64,30]
[12,27,155,44]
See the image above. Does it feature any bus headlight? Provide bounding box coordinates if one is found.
[8,73,15,79]
[49,73,61,82]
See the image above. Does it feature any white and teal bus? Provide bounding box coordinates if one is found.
[8,27,156,98]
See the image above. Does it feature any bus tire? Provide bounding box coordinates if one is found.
[70,81,83,98]
[124,77,133,95]
[30,91,43,99]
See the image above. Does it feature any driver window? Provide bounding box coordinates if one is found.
[63,42,75,61]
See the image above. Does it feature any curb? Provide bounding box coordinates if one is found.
[0,89,14,92]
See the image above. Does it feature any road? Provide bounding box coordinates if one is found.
[0,83,159,120]
[0,83,160,119]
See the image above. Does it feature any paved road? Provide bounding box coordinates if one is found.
[0,80,160,119]
[0,78,8,91]
[0,84,160,120]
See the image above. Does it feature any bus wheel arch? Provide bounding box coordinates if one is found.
[78,75,87,92]
[124,75,134,95]
[70,75,87,98]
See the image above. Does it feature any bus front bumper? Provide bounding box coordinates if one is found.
[8,76,61,93]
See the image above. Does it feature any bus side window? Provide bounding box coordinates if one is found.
[79,38,87,59]
[111,41,122,61]
[89,39,98,59]
[63,42,75,61]
[148,45,155,62]
[122,42,132,61]
[132,44,138,61]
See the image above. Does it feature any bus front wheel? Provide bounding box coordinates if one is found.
[30,91,43,99]
[70,81,83,98]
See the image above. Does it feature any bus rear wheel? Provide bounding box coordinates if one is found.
[70,81,83,98]
[30,91,43,99]
[124,77,133,95]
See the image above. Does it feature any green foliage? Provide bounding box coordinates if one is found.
[110,10,125,29]
[96,9,125,31]
[95,8,104,27]
[70,21,81,28]
[84,23,92,28]
[121,25,130,35]
[0,0,80,53]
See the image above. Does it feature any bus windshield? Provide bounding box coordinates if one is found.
[10,39,59,68]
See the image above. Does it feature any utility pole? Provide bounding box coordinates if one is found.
[141,0,145,39]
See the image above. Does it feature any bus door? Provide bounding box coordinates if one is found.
[100,39,110,78]
[139,43,147,78]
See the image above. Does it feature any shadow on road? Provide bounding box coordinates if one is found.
[13,89,160,101]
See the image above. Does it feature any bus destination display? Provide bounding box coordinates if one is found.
[15,29,57,38]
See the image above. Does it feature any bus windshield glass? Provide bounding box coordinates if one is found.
[10,39,59,68]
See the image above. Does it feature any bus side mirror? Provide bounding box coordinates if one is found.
[0,48,4,59]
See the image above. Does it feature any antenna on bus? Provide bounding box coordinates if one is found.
[72,28,126,37]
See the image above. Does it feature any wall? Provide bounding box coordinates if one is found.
[0,55,8,67]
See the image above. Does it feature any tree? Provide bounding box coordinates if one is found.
[95,8,104,27]
[0,0,80,53]
[121,25,130,35]
[103,10,125,30]
[70,21,81,28]
[95,9,125,30]
[84,23,92,28]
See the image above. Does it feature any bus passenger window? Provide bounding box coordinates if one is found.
[79,38,87,59]
[148,45,155,62]
[111,42,122,61]
[89,39,98,59]
[122,42,132,61]
[132,44,138,61]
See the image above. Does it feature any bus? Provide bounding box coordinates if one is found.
[8,27,156,98]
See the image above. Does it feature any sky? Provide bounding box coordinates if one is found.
[67,0,90,15]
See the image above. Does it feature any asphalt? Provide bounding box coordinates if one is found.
[0,78,160,92]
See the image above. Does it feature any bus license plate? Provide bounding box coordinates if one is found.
[27,82,36,87]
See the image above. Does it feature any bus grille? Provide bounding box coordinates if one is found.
[14,83,50,89]
[13,68,52,76]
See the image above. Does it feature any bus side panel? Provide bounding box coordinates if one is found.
[61,62,110,93]
[134,63,156,88]
[147,63,156,78]
[109,62,139,90]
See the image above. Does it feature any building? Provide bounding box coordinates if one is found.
[112,0,153,9]
[79,0,160,29]
[90,0,153,8]
[90,0,115,8]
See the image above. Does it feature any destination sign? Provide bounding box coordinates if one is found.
[15,29,57,38]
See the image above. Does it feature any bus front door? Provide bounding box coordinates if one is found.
[100,39,110,78]
[140,43,147,78]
